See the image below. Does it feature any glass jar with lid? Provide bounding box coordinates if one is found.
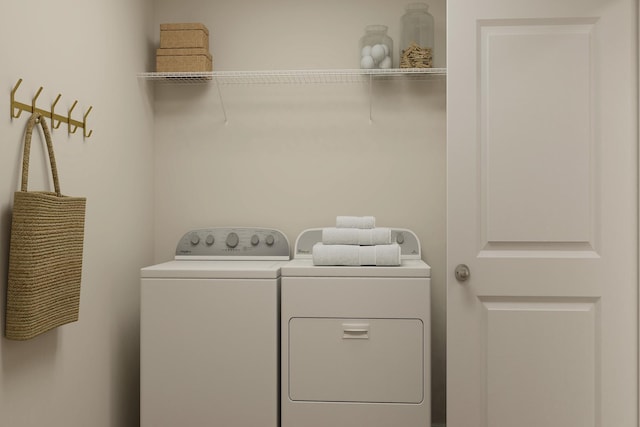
[359,25,393,69]
[400,3,434,68]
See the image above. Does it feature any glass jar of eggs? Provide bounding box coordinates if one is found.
[359,25,393,69]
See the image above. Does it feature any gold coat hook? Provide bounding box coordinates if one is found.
[51,94,62,129]
[31,87,43,120]
[10,78,23,119]
[83,106,93,138]
[68,100,79,134]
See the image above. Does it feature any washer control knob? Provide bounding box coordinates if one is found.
[265,234,275,246]
[205,234,215,246]
[251,235,260,246]
[396,233,405,244]
[190,233,200,246]
[226,232,239,248]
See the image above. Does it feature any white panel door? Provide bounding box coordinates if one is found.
[447,0,638,426]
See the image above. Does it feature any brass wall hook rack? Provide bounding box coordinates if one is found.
[10,78,93,139]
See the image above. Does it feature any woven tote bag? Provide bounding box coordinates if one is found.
[5,112,86,340]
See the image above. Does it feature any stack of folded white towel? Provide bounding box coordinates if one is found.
[312,216,401,266]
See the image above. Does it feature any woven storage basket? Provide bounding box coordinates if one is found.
[156,48,213,72]
[160,23,209,50]
[6,112,86,340]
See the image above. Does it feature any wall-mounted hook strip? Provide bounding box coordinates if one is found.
[10,78,93,139]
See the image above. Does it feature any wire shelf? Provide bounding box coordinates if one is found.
[140,68,447,123]
[138,68,446,85]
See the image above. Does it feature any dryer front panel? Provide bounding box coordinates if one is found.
[281,275,430,427]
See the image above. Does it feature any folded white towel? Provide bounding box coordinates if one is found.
[312,243,401,266]
[322,227,392,246]
[336,216,376,229]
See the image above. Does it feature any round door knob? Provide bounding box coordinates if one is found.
[190,233,200,246]
[205,234,215,246]
[265,235,275,246]
[455,264,470,282]
[226,232,239,248]
[251,235,260,246]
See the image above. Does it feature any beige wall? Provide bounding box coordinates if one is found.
[0,1,447,425]
[153,0,447,423]
[0,0,155,426]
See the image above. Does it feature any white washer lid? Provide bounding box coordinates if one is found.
[141,260,289,279]
[281,258,431,278]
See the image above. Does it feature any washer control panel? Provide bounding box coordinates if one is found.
[175,227,290,260]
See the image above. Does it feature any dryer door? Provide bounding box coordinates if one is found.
[288,317,424,403]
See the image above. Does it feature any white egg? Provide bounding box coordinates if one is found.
[382,44,389,56]
[371,44,386,63]
[360,55,375,69]
[361,45,372,57]
[380,56,392,69]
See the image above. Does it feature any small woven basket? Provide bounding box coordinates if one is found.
[6,112,86,340]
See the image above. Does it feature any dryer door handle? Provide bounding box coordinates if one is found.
[342,323,370,339]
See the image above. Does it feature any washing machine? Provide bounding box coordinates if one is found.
[280,228,431,427]
[140,227,290,427]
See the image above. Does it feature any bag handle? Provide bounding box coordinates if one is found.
[21,112,61,196]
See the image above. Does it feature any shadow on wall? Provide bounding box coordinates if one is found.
[0,204,59,379]
[1,205,10,337]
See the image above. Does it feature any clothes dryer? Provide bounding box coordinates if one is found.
[281,228,431,427]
